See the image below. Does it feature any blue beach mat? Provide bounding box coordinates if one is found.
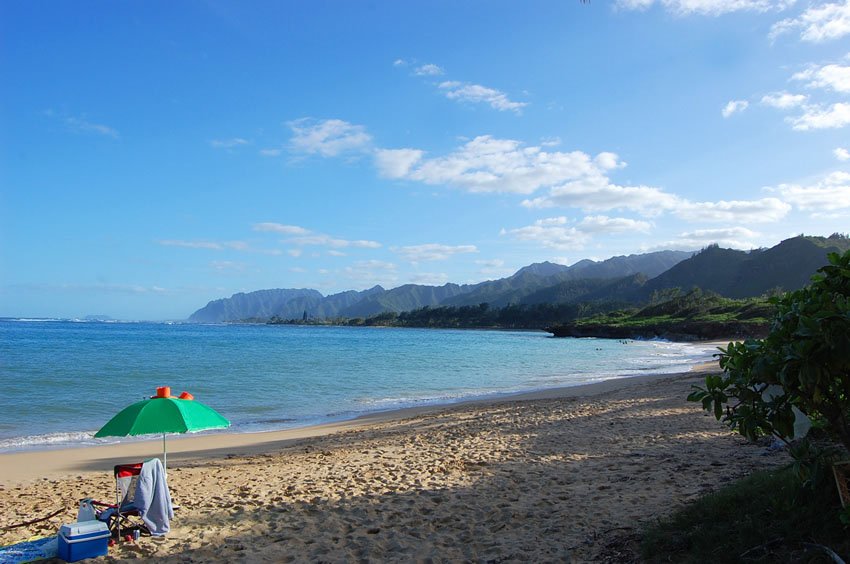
[0,536,58,563]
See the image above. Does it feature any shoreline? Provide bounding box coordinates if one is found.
[0,354,785,562]
[0,337,722,457]
[0,360,718,486]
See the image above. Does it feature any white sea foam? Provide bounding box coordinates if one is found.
[0,431,107,452]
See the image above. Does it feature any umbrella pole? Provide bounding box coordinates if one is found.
[162,433,167,476]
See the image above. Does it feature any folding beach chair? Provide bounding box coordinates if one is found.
[112,462,148,540]
[89,462,151,542]
[88,457,174,542]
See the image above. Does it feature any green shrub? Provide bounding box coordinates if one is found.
[689,250,850,453]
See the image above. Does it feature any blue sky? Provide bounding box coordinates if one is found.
[2,0,849,320]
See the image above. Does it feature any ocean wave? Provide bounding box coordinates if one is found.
[5,318,64,322]
[0,431,107,452]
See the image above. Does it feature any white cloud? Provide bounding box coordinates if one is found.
[683,227,760,240]
[225,241,249,251]
[344,260,399,286]
[289,267,307,273]
[288,118,372,157]
[66,116,120,138]
[409,273,450,285]
[788,102,850,130]
[375,148,425,178]
[290,235,381,249]
[792,60,850,93]
[475,258,512,277]
[616,0,656,9]
[522,177,681,216]
[594,152,625,170]
[770,0,850,42]
[45,110,119,138]
[758,57,850,131]
[389,137,790,222]
[327,250,347,257]
[393,59,407,67]
[259,148,283,157]
[438,81,528,113]
[158,239,282,255]
[391,243,478,263]
[502,215,653,250]
[415,64,444,76]
[11,282,177,296]
[654,227,761,250]
[357,260,395,270]
[760,91,808,109]
[675,197,791,223]
[384,135,619,196]
[835,147,850,160]
[209,138,249,149]
[576,215,653,233]
[287,249,302,257]
[318,130,682,218]
[773,171,850,211]
[618,0,794,16]
[475,259,505,268]
[211,261,246,272]
[331,130,801,228]
[535,217,568,226]
[160,240,222,250]
[722,99,749,118]
[254,222,381,250]
[253,223,311,235]
[502,220,590,251]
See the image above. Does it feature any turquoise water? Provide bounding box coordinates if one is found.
[0,320,716,452]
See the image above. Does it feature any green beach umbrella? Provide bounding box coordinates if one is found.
[95,387,230,473]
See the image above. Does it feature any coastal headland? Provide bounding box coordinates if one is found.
[0,361,787,562]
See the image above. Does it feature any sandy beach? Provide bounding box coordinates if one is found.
[0,364,788,562]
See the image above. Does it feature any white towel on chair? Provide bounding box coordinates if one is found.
[134,458,174,536]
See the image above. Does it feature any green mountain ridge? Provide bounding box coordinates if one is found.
[188,288,322,322]
[188,250,693,322]
[338,283,472,318]
[187,235,849,324]
[438,250,692,308]
[638,235,850,300]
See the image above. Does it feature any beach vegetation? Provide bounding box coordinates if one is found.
[689,249,850,454]
[641,465,850,562]
[684,250,850,559]
[272,290,775,340]
[357,301,626,329]
[585,288,773,325]
[547,290,772,340]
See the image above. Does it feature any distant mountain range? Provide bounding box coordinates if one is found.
[188,250,691,322]
[187,235,850,323]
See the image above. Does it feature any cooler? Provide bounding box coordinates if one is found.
[57,521,110,562]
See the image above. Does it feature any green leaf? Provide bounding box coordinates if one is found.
[714,398,723,420]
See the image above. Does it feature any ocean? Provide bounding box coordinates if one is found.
[0,319,718,452]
